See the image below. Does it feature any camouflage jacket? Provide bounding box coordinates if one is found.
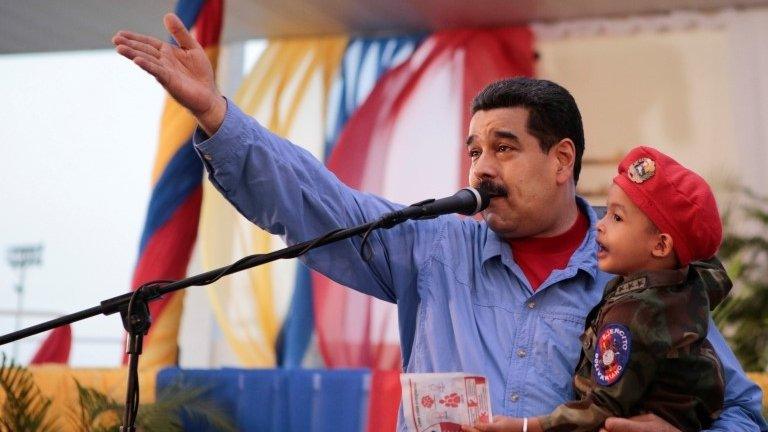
[539,259,731,432]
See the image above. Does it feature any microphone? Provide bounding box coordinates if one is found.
[380,187,493,225]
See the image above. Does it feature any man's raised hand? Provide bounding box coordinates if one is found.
[112,13,226,135]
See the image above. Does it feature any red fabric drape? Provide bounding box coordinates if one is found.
[196,0,224,47]
[30,324,72,364]
[315,27,535,370]
[131,186,202,326]
[366,370,402,432]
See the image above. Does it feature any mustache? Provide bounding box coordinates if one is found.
[476,179,508,198]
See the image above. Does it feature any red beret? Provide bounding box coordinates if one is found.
[613,146,722,266]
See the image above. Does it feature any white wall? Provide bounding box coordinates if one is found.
[535,9,759,206]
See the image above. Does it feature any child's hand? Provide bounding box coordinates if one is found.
[600,413,681,432]
[461,415,527,432]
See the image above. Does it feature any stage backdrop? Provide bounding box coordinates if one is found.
[191,25,535,372]
[121,1,760,375]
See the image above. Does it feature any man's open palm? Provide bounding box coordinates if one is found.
[112,13,224,133]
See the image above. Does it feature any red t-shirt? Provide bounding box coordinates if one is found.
[508,210,589,291]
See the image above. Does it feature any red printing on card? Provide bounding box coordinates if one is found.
[410,380,419,430]
[439,392,461,408]
[421,395,435,408]
[402,373,493,431]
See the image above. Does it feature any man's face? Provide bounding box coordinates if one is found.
[596,184,661,276]
[466,107,562,239]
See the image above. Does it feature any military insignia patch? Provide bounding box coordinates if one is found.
[627,157,656,183]
[593,324,632,386]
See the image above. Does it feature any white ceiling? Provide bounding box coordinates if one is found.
[2,0,767,54]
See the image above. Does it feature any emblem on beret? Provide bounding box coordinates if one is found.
[593,324,632,386]
[627,157,656,183]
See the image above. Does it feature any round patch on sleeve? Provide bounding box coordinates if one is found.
[593,323,632,386]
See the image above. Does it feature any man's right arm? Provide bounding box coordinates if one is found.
[113,14,447,302]
[193,99,446,302]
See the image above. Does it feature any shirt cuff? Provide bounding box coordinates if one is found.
[193,97,245,173]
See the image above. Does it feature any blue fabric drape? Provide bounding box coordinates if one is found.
[157,368,371,431]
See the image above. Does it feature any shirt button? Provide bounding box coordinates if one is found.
[527,301,536,309]
[516,349,527,358]
[510,393,520,402]
[203,153,213,161]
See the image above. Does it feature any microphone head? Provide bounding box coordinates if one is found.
[461,187,492,215]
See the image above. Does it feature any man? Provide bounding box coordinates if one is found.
[113,14,766,431]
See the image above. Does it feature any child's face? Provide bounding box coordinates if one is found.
[596,184,664,276]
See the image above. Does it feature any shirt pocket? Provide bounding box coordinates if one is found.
[533,311,587,396]
[470,265,521,311]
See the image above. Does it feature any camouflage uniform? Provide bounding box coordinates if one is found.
[539,258,731,432]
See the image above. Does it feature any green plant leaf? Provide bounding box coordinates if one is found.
[137,379,236,432]
[0,353,59,432]
[716,186,768,371]
[67,376,235,432]
[68,378,122,432]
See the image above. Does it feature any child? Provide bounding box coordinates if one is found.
[465,146,731,432]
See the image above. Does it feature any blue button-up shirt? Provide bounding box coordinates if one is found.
[195,101,767,431]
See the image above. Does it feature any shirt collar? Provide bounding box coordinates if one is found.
[480,196,600,281]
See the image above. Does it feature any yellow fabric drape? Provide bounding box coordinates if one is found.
[199,37,348,366]
[9,366,159,430]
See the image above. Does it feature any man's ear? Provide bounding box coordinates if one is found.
[652,233,675,259]
[552,139,576,184]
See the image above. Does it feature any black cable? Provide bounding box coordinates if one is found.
[359,219,385,262]
[131,229,349,295]
[123,280,172,430]
[132,366,140,422]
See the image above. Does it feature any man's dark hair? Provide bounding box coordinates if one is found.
[471,77,585,183]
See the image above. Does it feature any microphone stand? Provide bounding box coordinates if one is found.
[0,203,439,431]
